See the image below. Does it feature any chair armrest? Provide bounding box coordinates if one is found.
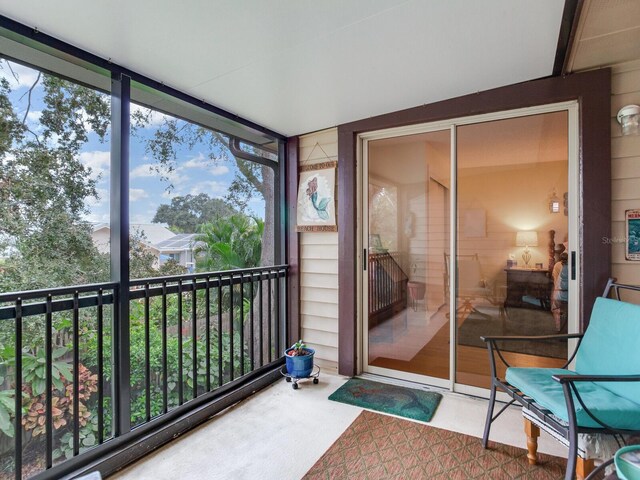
[552,373,640,432]
[552,374,640,384]
[482,333,584,372]
[481,333,583,342]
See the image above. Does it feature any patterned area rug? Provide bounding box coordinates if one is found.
[329,378,442,422]
[303,411,566,479]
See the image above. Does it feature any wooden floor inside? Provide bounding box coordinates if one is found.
[369,303,566,389]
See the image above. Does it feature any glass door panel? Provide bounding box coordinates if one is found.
[366,130,451,381]
[455,111,570,389]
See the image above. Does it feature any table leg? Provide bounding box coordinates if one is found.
[524,418,540,465]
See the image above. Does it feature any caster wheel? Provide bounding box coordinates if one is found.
[292,383,299,390]
[313,378,319,384]
[285,377,292,382]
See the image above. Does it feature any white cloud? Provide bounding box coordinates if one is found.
[190,180,227,196]
[131,162,188,185]
[86,187,109,208]
[183,153,208,169]
[209,165,230,176]
[129,188,149,201]
[26,110,42,123]
[0,61,41,89]
[182,153,229,176]
[79,151,111,181]
[161,190,179,199]
[77,108,95,133]
[83,212,110,224]
[130,163,157,178]
[131,104,170,127]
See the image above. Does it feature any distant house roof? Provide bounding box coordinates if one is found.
[92,223,176,246]
[156,234,201,253]
[90,223,201,256]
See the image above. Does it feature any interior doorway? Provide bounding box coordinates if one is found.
[361,104,578,393]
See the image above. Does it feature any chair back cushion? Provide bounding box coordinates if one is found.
[576,297,640,401]
[458,258,483,289]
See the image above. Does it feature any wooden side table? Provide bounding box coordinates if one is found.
[504,268,552,309]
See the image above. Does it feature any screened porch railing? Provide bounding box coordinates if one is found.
[0,264,288,479]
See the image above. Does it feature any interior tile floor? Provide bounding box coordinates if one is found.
[112,372,567,480]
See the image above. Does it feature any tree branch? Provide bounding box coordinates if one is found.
[21,71,42,127]
[6,61,20,85]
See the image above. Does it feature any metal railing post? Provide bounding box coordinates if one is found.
[111,72,131,436]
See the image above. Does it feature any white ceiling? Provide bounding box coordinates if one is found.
[0,0,565,137]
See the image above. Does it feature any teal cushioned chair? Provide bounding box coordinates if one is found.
[481,279,640,480]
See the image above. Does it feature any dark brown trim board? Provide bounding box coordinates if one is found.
[553,0,581,76]
[286,136,301,345]
[337,69,611,376]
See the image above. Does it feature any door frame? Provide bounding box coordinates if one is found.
[359,102,580,394]
[338,69,611,378]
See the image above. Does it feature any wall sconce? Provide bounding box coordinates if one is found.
[549,190,560,213]
[617,105,640,136]
[516,230,538,267]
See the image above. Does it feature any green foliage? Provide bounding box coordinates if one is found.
[152,193,237,233]
[195,215,264,271]
[0,60,110,292]
[0,390,15,438]
[289,339,308,356]
[0,58,276,473]
[53,415,98,461]
[21,347,72,395]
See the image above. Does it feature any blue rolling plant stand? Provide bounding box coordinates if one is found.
[281,364,320,390]
[282,346,320,389]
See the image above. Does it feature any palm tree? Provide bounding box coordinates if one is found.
[194,214,264,272]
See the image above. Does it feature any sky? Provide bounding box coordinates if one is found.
[1,60,266,231]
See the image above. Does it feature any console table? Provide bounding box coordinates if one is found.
[504,268,552,309]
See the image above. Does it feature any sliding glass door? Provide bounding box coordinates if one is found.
[454,111,571,390]
[364,131,451,387]
[362,103,578,393]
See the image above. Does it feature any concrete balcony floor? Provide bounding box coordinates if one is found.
[112,372,566,480]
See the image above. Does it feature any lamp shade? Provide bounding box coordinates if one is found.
[516,231,538,247]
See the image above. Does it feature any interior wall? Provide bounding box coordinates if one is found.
[298,128,339,372]
[611,59,640,290]
[368,139,451,313]
[458,161,568,295]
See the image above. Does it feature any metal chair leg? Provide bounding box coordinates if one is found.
[565,429,578,480]
[482,382,497,449]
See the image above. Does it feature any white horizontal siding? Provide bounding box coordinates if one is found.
[300,272,338,289]
[300,300,339,319]
[611,62,640,286]
[297,128,339,371]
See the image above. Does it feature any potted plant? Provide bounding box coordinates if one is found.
[284,339,315,378]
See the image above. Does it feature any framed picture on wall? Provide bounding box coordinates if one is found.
[296,161,337,232]
[626,209,640,261]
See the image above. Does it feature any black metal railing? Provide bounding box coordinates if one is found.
[0,264,287,480]
[0,282,118,480]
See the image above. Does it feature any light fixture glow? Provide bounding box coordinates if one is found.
[549,191,560,213]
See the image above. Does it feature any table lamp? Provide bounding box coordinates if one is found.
[516,231,538,267]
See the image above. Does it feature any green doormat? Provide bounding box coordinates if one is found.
[329,378,442,422]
